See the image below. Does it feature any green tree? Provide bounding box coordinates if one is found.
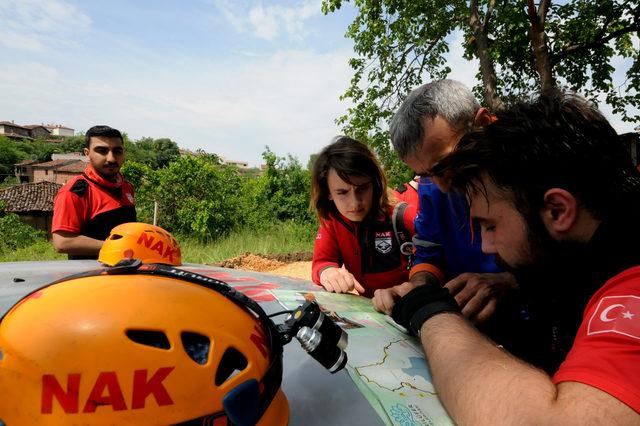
[249,148,314,225]
[194,149,222,165]
[152,138,180,168]
[142,155,245,240]
[127,137,180,169]
[10,138,56,162]
[323,0,639,178]
[0,137,27,181]
[121,160,155,224]
[57,135,86,153]
[121,160,152,190]
[127,137,156,166]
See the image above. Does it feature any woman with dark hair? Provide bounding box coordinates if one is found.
[310,136,417,298]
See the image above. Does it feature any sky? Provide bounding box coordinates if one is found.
[0,0,637,167]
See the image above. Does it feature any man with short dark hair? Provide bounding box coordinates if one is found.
[52,125,136,259]
[391,92,640,422]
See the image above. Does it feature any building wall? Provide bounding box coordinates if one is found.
[29,127,51,139]
[50,128,74,137]
[0,124,29,138]
[56,171,81,185]
[225,161,249,168]
[14,166,34,183]
[33,169,56,183]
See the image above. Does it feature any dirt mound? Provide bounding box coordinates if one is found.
[263,252,312,263]
[217,253,284,271]
[215,252,313,280]
[216,252,312,272]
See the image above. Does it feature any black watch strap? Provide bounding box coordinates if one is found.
[409,299,460,336]
[392,285,460,336]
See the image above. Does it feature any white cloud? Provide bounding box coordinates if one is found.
[212,0,245,33]
[0,47,353,166]
[0,31,44,52]
[214,0,322,41]
[249,6,280,40]
[0,0,91,51]
[0,1,352,165]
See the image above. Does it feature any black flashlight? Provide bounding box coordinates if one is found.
[283,301,348,373]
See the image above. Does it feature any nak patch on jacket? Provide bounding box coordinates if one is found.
[587,295,640,340]
[375,231,392,254]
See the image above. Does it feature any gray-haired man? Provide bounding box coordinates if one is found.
[373,80,525,359]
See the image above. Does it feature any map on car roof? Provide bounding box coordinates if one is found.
[272,289,454,426]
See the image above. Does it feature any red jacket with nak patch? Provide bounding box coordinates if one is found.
[312,203,417,298]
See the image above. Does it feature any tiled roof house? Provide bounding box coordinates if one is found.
[14,159,39,183]
[15,156,88,185]
[22,125,52,139]
[0,121,31,139]
[44,124,74,137]
[31,159,87,184]
[0,181,62,234]
[31,159,78,183]
[55,160,88,184]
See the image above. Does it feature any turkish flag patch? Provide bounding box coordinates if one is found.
[587,295,640,340]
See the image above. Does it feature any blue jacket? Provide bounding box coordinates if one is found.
[413,178,500,281]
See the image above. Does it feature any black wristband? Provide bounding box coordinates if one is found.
[409,300,460,336]
[391,284,460,336]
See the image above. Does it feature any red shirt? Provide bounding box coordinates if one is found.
[312,203,417,298]
[554,266,640,412]
[52,164,136,241]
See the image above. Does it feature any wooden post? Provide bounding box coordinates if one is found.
[153,200,158,226]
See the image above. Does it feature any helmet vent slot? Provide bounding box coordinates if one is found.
[215,347,248,386]
[126,330,170,349]
[109,234,123,240]
[181,332,210,365]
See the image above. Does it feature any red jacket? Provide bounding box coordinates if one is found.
[394,182,419,208]
[53,164,136,256]
[312,203,417,298]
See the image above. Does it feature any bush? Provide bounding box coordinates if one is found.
[244,148,315,228]
[121,148,317,241]
[0,213,47,253]
[135,155,245,241]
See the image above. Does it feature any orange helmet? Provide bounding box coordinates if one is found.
[0,263,288,425]
[99,222,182,266]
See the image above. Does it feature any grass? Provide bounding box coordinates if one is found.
[0,221,316,264]
[0,240,66,262]
[180,221,316,264]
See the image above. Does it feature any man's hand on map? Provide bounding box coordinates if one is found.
[444,272,518,323]
[319,265,366,294]
[372,281,419,314]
